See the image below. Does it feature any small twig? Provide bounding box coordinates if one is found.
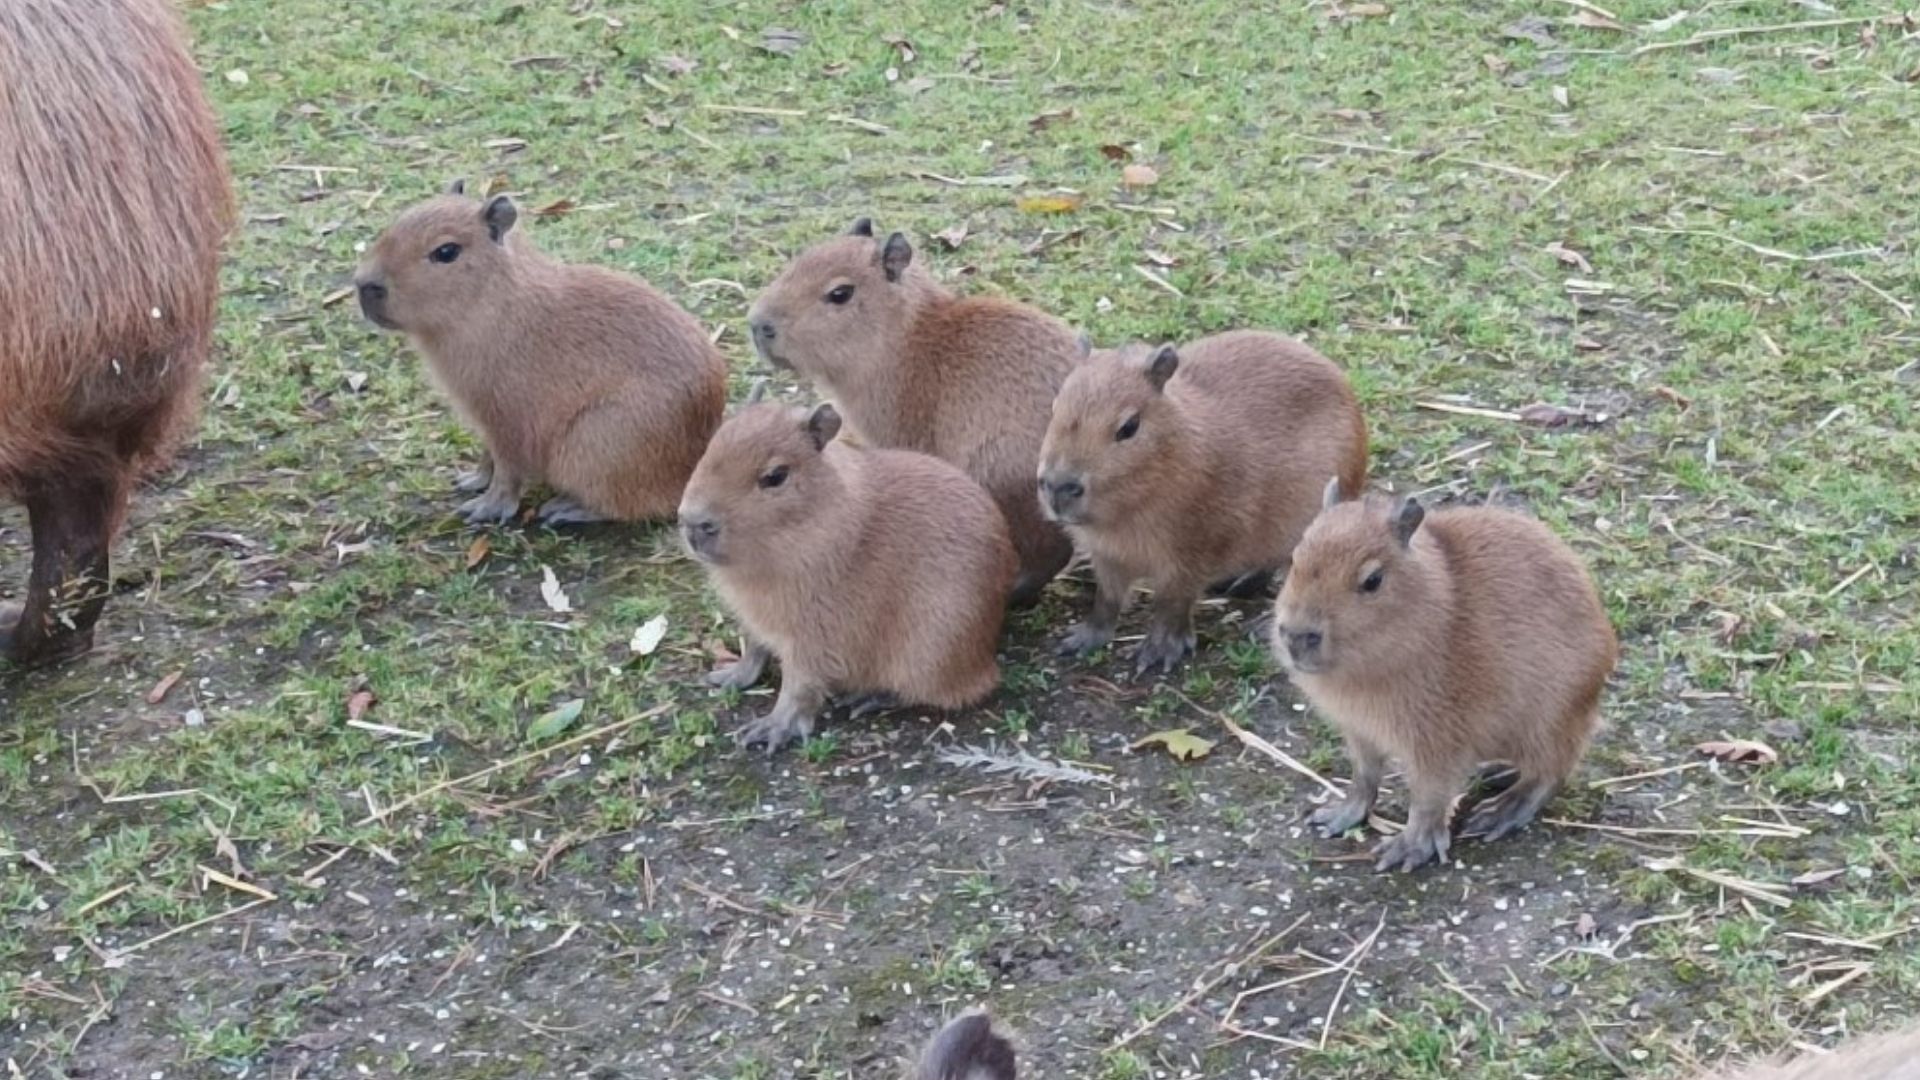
[1824,562,1874,599]
[1111,915,1308,1050]
[1416,400,1522,422]
[1548,818,1806,839]
[828,114,890,134]
[697,989,761,1016]
[1320,910,1386,1050]
[1633,14,1892,55]
[1643,857,1793,908]
[1628,225,1881,264]
[702,103,807,117]
[356,704,669,825]
[1175,690,1342,797]
[1801,963,1872,1005]
[1547,0,1618,19]
[112,898,274,959]
[1587,761,1706,789]
[1132,264,1183,296]
[72,884,135,919]
[1842,270,1914,319]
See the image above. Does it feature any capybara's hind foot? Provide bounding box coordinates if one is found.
[1309,793,1373,838]
[457,491,521,525]
[1056,621,1112,658]
[1132,623,1195,677]
[1373,822,1451,872]
[735,705,815,756]
[1462,778,1556,843]
[453,465,493,494]
[0,601,96,672]
[535,495,611,526]
[838,691,900,721]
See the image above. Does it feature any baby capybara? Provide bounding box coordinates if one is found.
[746,219,1078,607]
[1272,482,1616,871]
[0,0,232,670]
[354,186,727,525]
[917,1010,1018,1080]
[679,400,1015,754]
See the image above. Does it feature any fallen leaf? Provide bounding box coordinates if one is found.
[465,535,491,570]
[1574,336,1605,351]
[1131,728,1215,762]
[1502,15,1557,46]
[1567,10,1627,31]
[629,614,669,656]
[1696,738,1779,766]
[540,566,572,614]
[1016,193,1085,214]
[1099,143,1132,162]
[933,222,969,250]
[528,698,584,742]
[644,111,674,130]
[344,371,369,393]
[1652,385,1692,411]
[659,54,699,76]
[1544,241,1593,273]
[1120,163,1159,188]
[1575,912,1598,939]
[1518,402,1601,428]
[1790,867,1845,888]
[882,33,916,64]
[1029,107,1075,131]
[1483,53,1512,75]
[759,27,806,56]
[533,198,576,217]
[346,688,376,722]
[1143,249,1178,267]
[147,669,185,705]
[1552,84,1571,108]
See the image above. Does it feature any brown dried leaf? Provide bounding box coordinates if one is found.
[933,222,969,250]
[1696,739,1779,766]
[147,669,185,705]
[533,198,576,218]
[346,688,376,723]
[1483,53,1511,75]
[1652,385,1693,411]
[1029,107,1075,131]
[1544,241,1593,273]
[882,33,917,64]
[465,535,491,570]
[1519,402,1599,428]
[1143,249,1178,267]
[759,28,807,56]
[1713,611,1744,646]
[1016,193,1085,214]
[1790,867,1845,888]
[1566,10,1627,31]
[1131,728,1215,762]
[644,111,674,130]
[1120,163,1159,189]
[1099,143,1132,162]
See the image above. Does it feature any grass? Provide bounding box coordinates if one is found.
[3,0,1919,1077]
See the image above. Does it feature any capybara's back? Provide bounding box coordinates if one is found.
[0,0,231,668]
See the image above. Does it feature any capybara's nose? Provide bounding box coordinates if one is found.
[358,281,387,304]
[682,514,720,543]
[750,318,775,344]
[1040,474,1085,517]
[1287,630,1323,661]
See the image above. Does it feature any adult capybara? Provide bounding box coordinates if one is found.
[0,0,232,670]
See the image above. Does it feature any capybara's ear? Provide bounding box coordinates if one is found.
[1323,476,1344,510]
[1392,497,1426,547]
[483,195,518,242]
[880,232,913,283]
[445,178,467,196]
[805,402,842,450]
[1145,344,1179,392]
[847,217,874,237]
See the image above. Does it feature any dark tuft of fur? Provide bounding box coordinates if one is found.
[917,1011,1016,1080]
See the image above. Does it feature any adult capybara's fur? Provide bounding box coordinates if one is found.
[1038,331,1367,675]
[746,219,1077,607]
[354,191,727,525]
[679,402,1015,754]
[1272,486,1616,871]
[1700,1025,1920,1080]
[0,0,232,669]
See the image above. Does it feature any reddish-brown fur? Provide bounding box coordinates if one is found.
[353,193,726,525]
[1037,331,1367,675]
[1699,1026,1920,1080]
[746,221,1077,606]
[1272,488,1617,871]
[679,402,1015,754]
[0,0,232,669]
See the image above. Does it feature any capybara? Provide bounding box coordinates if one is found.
[1037,331,1366,675]
[1700,1025,1920,1080]
[353,186,727,525]
[0,0,233,670]
[678,400,1015,754]
[745,218,1077,607]
[917,1010,1018,1080]
[1271,482,1616,871]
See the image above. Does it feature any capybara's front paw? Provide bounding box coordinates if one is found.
[706,656,767,691]
[535,495,610,526]
[1309,795,1372,838]
[457,492,521,525]
[453,465,493,494]
[1056,622,1112,658]
[1131,625,1195,677]
[735,708,815,756]
[1372,824,1451,873]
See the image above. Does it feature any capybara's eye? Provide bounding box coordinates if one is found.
[1360,568,1385,593]
[759,465,790,489]
[429,242,463,264]
[1115,415,1140,441]
[825,284,855,305]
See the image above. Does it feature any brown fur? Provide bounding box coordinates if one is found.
[678,402,1015,754]
[1271,489,1616,871]
[916,1010,1018,1080]
[353,193,727,525]
[0,0,232,668]
[1699,1026,1920,1080]
[1037,330,1367,675]
[746,222,1078,606]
